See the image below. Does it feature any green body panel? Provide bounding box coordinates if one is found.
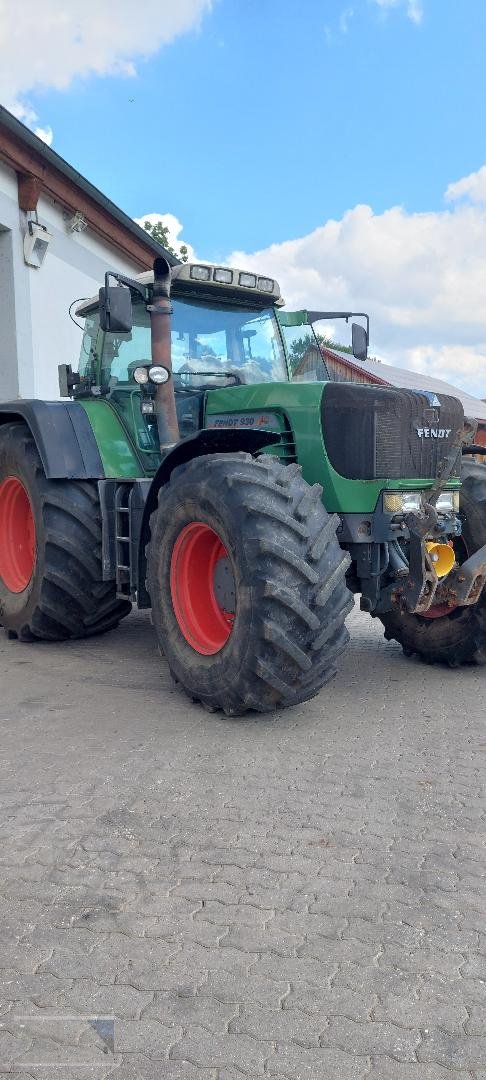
[204,381,459,514]
[79,398,144,478]
[79,381,460,513]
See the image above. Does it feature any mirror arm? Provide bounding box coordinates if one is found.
[104,271,148,303]
[307,310,369,344]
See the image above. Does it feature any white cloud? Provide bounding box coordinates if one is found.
[134,212,196,262]
[339,7,354,33]
[227,179,486,399]
[0,0,212,141]
[445,165,486,206]
[372,0,423,25]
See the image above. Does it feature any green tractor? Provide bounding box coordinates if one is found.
[1,256,485,715]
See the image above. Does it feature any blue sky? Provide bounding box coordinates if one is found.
[2,0,486,394]
[17,0,486,260]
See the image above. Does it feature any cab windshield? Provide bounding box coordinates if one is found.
[80,296,289,387]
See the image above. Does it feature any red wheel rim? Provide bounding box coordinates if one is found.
[0,477,36,593]
[421,602,454,620]
[170,521,235,655]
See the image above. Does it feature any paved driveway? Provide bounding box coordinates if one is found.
[1,604,486,1079]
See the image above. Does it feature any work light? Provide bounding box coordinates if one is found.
[239,272,257,288]
[213,268,233,284]
[190,265,211,281]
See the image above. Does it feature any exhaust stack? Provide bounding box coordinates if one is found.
[149,257,180,451]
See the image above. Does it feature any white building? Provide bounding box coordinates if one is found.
[0,105,175,402]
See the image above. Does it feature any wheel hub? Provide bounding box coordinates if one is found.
[170,521,235,655]
[0,476,36,593]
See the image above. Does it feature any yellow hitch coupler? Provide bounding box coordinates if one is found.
[425,542,455,579]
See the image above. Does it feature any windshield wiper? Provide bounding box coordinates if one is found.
[175,371,242,385]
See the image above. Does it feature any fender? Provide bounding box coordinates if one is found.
[136,426,280,606]
[0,400,104,479]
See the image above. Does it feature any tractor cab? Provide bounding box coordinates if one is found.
[74,262,289,469]
[72,261,369,470]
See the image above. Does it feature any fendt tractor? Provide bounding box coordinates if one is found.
[1,256,486,716]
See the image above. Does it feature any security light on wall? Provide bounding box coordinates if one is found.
[23,221,52,268]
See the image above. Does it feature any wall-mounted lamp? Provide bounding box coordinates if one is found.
[23,221,52,268]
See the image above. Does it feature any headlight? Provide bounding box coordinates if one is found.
[436,491,460,513]
[383,491,422,513]
[133,366,149,385]
[258,276,274,292]
[148,365,171,385]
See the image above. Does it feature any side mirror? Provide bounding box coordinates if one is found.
[58,363,81,398]
[352,322,368,362]
[99,285,133,333]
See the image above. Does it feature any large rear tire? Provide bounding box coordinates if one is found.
[146,452,352,716]
[0,422,131,641]
[378,460,486,666]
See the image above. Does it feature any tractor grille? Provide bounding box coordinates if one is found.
[321,383,464,480]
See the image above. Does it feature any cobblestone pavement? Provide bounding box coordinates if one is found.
[1,603,486,1079]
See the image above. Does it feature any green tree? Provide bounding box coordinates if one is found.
[142,220,188,263]
[289,333,352,365]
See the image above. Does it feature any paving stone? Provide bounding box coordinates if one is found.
[0,970,74,1007]
[193,900,268,928]
[0,944,51,974]
[112,1062,214,1080]
[221,926,303,956]
[267,1043,369,1078]
[252,953,338,987]
[466,1005,486,1035]
[366,1058,460,1079]
[286,984,375,1021]
[203,970,289,1008]
[319,1016,421,1062]
[299,936,380,964]
[271,908,346,939]
[143,991,237,1034]
[418,1028,486,1068]
[373,992,469,1035]
[114,1018,181,1056]
[229,1005,321,1045]
[170,1025,267,1073]
[57,980,154,1020]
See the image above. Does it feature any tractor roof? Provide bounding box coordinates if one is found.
[76,262,282,318]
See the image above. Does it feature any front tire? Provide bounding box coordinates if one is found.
[0,422,131,641]
[146,453,352,716]
[379,460,486,666]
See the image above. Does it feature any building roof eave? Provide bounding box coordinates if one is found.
[0,104,179,270]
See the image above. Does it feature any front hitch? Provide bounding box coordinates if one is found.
[435,544,486,609]
[400,504,440,614]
